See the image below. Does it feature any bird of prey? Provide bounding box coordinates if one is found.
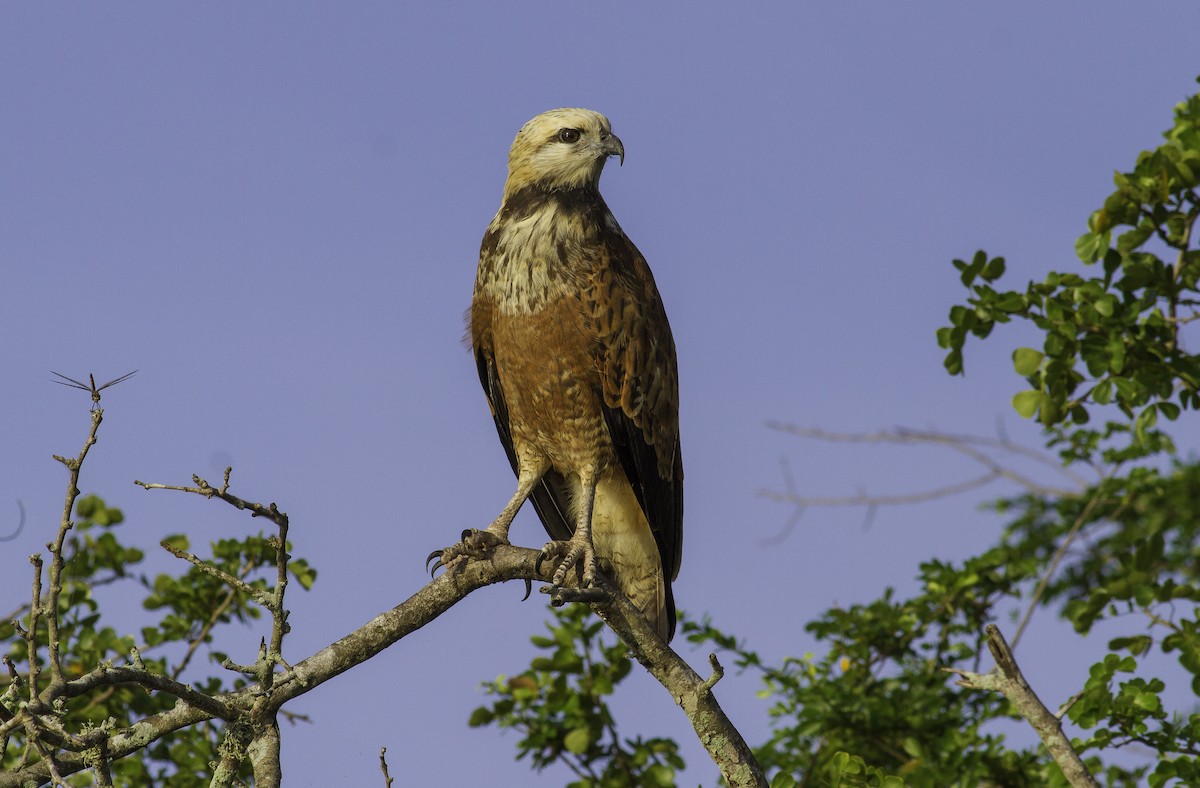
[434,108,683,641]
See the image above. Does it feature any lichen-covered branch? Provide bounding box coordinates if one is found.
[584,580,766,787]
[1,544,763,787]
[947,625,1098,788]
[6,400,761,786]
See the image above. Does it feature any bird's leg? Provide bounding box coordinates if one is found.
[427,458,548,575]
[538,470,606,604]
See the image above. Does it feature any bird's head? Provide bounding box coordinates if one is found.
[503,108,624,196]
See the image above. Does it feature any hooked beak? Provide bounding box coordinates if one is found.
[598,132,624,166]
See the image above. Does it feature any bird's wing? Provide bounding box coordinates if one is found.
[470,296,575,542]
[588,233,683,583]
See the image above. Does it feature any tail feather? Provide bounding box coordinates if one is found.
[592,474,675,641]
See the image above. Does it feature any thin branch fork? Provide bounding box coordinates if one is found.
[946,625,1098,788]
[134,467,288,528]
[762,423,1088,501]
[136,468,294,788]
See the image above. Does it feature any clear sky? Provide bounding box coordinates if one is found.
[3,3,1198,785]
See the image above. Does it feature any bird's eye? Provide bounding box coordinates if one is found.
[557,128,581,144]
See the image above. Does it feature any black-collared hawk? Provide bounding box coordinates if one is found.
[438,108,682,641]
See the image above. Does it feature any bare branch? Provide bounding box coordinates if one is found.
[170,560,259,680]
[379,746,395,788]
[763,423,1088,498]
[760,465,1002,508]
[702,653,725,691]
[135,468,288,528]
[764,423,1116,645]
[159,540,276,611]
[947,625,1098,788]
[46,408,105,684]
[1010,478,1117,649]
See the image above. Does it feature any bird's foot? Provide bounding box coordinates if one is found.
[535,538,606,606]
[426,529,510,576]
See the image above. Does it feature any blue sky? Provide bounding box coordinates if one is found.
[3,4,1198,784]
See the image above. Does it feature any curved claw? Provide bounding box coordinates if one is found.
[428,529,510,579]
[425,549,446,576]
[521,578,532,601]
[536,540,568,578]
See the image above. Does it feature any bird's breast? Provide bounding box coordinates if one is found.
[476,202,599,316]
[490,297,613,474]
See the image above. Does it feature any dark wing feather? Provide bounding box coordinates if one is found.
[472,306,575,542]
[590,229,683,587]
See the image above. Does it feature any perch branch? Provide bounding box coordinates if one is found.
[0,544,765,788]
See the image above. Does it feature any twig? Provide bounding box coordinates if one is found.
[1010,480,1116,649]
[171,560,260,681]
[759,463,1002,507]
[139,470,294,782]
[379,746,395,788]
[768,422,1089,501]
[947,625,1098,787]
[46,408,105,684]
[135,468,288,528]
[25,556,43,707]
[702,653,725,691]
[159,541,276,611]
[763,423,1109,643]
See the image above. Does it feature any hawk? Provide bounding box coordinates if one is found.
[435,108,683,641]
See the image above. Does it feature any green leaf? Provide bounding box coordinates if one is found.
[1012,390,1043,418]
[943,349,963,376]
[467,707,494,727]
[563,726,592,754]
[1108,334,1126,373]
[982,255,1006,281]
[1117,222,1154,253]
[769,772,798,788]
[1133,690,1162,712]
[1074,231,1110,263]
[1012,348,1044,376]
[645,764,676,787]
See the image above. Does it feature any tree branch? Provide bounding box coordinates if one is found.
[586,584,765,787]
[0,545,765,787]
[763,423,1088,500]
[947,625,1098,788]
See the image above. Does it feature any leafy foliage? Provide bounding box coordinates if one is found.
[0,494,315,785]
[937,83,1200,464]
[469,603,683,787]
[935,80,1200,786]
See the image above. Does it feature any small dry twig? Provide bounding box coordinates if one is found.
[379,746,395,787]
